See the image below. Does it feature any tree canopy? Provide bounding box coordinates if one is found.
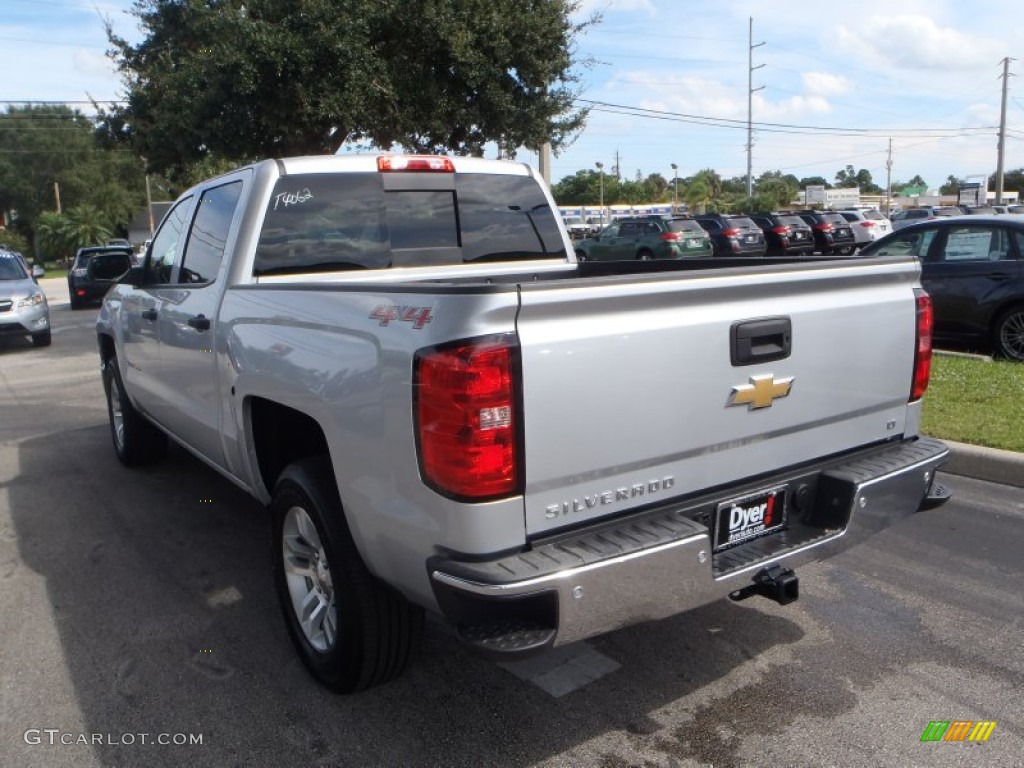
[0,105,146,249]
[103,0,594,176]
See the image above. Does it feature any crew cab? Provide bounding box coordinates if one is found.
[96,153,949,693]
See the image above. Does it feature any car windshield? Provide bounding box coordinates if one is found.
[667,219,705,233]
[0,253,29,280]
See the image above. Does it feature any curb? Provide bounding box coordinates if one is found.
[942,439,1024,488]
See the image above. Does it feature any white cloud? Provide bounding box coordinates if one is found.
[577,0,656,15]
[836,15,999,71]
[73,49,115,78]
[802,72,850,97]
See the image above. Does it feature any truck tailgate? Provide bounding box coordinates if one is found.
[516,259,921,537]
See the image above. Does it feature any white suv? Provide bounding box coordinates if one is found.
[837,209,893,247]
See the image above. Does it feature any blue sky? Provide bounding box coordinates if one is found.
[3,0,1024,191]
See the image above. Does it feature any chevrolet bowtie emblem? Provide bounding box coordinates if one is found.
[728,374,795,409]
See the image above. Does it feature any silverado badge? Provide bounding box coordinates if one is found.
[728,374,794,410]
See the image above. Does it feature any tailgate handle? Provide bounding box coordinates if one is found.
[731,317,792,366]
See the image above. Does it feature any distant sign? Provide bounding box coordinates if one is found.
[805,185,826,205]
[958,183,983,206]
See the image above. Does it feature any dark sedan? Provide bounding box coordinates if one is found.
[859,215,1024,360]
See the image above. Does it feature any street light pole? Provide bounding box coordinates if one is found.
[671,163,678,213]
[596,161,605,227]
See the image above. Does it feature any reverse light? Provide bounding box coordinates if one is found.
[377,155,455,173]
[911,288,933,401]
[415,335,521,500]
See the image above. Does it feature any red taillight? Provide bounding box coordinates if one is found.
[911,288,933,401]
[76,289,86,296]
[859,221,876,228]
[377,155,455,172]
[660,232,682,242]
[721,228,741,237]
[813,223,834,232]
[771,226,790,235]
[415,335,520,500]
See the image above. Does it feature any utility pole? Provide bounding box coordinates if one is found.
[53,182,61,214]
[885,138,893,217]
[596,161,605,227]
[613,149,621,180]
[995,57,1014,204]
[671,163,678,212]
[539,142,552,187]
[747,17,765,201]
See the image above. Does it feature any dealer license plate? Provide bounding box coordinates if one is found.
[714,486,786,550]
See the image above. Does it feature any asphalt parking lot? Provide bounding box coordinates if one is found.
[1,285,1022,768]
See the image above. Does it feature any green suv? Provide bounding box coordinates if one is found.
[574,217,713,261]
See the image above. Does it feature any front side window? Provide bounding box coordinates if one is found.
[179,181,243,284]
[147,196,194,284]
[937,226,1010,262]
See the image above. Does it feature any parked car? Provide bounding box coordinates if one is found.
[963,206,998,215]
[574,217,713,260]
[836,209,893,248]
[991,205,1010,214]
[749,213,815,256]
[562,216,590,239]
[692,213,767,256]
[0,248,51,346]
[68,245,134,309]
[3,247,45,281]
[890,207,961,231]
[1007,205,1024,214]
[860,215,1024,360]
[789,211,857,255]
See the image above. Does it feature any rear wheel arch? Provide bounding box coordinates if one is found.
[247,396,332,498]
[992,302,1024,360]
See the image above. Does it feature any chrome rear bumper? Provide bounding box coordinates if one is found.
[429,437,949,656]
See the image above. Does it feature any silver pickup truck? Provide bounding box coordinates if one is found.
[96,154,949,693]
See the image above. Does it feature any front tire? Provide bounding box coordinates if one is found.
[102,356,167,466]
[271,458,423,693]
[993,305,1024,361]
[32,330,51,347]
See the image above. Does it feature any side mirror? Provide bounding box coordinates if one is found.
[120,265,146,287]
[32,265,45,280]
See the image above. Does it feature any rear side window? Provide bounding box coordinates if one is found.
[254,172,566,276]
[180,180,243,284]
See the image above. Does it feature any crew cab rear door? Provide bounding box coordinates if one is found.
[514,259,922,536]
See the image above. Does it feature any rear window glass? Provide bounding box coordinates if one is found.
[862,209,885,220]
[254,172,566,275]
[667,219,705,233]
[727,217,758,229]
[777,216,806,228]
[823,214,848,225]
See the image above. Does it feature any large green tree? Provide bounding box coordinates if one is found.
[0,105,146,249]
[104,0,594,177]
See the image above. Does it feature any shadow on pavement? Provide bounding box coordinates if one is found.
[8,424,811,767]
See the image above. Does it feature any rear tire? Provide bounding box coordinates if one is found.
[575,250,587,262]
[271,457,423,693]
[993,305,1024,361]
[102,356,167,466]
[636,249,654,261]
[32,330,51,347]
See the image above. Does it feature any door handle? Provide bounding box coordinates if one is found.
[141,309,158,322]
[187,314,211,331]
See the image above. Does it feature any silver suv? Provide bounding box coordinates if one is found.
[890,207,960,231]
[837,209,893,246]
[0,249,50,347]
